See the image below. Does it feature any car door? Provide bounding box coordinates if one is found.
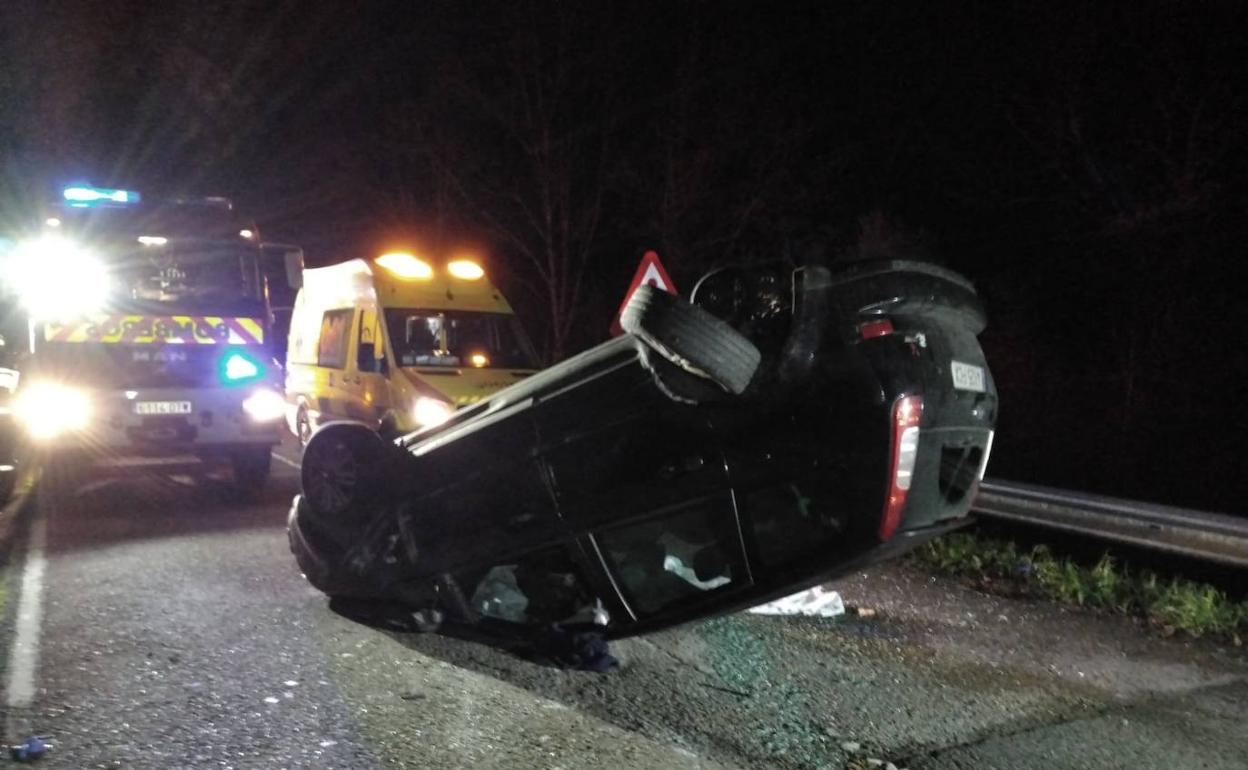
[401,398,564,577]
[532,346,751,622]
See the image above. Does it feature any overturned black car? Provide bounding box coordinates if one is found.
[289,259,997,640]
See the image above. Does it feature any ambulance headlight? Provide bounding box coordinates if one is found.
[5,236,111,319]
[242,389,286,422]
[14,381,91,440]
[413,396,454,428]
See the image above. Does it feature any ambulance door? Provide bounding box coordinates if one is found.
[348,308,392,428]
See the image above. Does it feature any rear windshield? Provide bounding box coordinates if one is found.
[384,309,539,369]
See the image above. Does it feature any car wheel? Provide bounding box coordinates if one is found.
[231,446,272,495]
[296,405,313,449]
[300,423,390,536]
[621,284,762,395]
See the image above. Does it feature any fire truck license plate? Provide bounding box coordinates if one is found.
[134,401,193,415]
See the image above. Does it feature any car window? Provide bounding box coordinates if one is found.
[316,308,353,369]
[742,482,846,568]
[458,545,606,627]
[595,501,746,617]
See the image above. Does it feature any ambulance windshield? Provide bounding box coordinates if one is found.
[385,309,539,369]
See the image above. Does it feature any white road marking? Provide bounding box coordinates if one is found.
[6,514,48,710]
[271,452,302,470]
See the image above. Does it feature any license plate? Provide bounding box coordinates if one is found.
[134,400,193,415]
[950,361,986,392]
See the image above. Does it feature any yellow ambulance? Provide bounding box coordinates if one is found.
[284,252,540,444]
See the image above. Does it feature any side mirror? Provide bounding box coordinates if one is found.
[690,267,747,322]
[284,250,304,290]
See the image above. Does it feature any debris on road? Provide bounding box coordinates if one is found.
[530,624,619,673]
[9,736,51,761]
[749,586,845,617]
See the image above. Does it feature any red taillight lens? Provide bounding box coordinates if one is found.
[860,319,894,339]
[879,395,923,540]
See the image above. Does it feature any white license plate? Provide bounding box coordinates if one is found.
[950,361,986,392]
[134,400,193,415]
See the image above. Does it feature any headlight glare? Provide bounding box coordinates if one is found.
[5,236,111,319]
[242,389,286,422]
[14,382,91,440]
[413,396,454,428]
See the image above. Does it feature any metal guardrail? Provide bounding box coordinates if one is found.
[973,479,1248,568]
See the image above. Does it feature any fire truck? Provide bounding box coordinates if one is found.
[1,185,301,493]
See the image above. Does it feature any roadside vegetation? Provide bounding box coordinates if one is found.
[916,533,1248,641]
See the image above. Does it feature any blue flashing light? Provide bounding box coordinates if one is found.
[221,351,263,384]
[62,186,141,206]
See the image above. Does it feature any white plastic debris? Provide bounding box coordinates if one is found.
[471,565,529,622]
[748,586,845,617]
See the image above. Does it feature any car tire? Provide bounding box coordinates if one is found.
[621,284,762,395]
[289,493,372,598]
[0,471,16,506]
[231,446,272,495]
[291,425,398,598]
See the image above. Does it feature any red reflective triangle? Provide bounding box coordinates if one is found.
[610,250,677,337]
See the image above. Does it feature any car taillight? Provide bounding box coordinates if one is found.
[879,394,922,540]
[860,319,894,339]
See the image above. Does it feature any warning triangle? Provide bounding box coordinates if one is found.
[610,250,677,336]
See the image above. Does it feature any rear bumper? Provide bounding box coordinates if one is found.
[903,426,993,529]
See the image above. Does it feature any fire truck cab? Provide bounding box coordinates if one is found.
[1,185,298,492]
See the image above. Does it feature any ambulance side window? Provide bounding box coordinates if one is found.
[317,309,353,369]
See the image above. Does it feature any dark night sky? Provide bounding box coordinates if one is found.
[2,1,1246,511]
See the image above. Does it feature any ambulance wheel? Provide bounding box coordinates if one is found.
[296,405,313,448]
[620,284,762,395]
[231,447,272,494]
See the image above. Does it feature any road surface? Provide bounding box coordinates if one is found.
[0,447,1244,769]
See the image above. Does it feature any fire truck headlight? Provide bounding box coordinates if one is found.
[5,236,111,320]
[242,389,286,422]
[14,382,91,440]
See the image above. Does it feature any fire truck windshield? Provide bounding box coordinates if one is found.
[50,204,264,314]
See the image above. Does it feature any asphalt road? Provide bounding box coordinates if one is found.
[0,447,1245,769]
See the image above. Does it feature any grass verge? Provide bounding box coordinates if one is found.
[915,532,1248,641]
